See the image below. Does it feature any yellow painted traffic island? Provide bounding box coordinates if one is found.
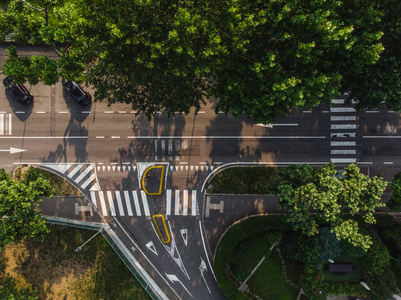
[142,165,165,195]
[152,214,170,244]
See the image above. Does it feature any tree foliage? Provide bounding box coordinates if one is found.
[388,171,401,211]
[1,0,401,122]
[0,167,53,250]
[276,163,387,251]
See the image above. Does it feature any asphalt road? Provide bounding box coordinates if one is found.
[1,69,401,299]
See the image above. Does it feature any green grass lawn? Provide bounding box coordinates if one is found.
[209,167,280,194]
[247,250,300,300]
[2,225,151,300]
[323,253,361,282]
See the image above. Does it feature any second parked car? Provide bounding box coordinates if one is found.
[3,76,33,105]
[62,80,91,106]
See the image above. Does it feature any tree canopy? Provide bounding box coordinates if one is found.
[1,0,401,122]
[0,167,53,250]
[276,163,387,251]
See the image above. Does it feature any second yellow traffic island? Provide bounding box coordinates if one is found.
[141,165,165,196]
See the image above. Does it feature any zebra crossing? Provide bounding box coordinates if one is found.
[90,190,199,217]
[96,164,215,172]
[43,163,100,191]
[330,97,358,164]
[0,113,12,135]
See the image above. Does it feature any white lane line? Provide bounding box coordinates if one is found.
[118,111,127,114]
[8,114,11,135]
[330,107,356,113]
[272,123,298,126]
[389,111,396,113]
[363,136,401,138]
[58,111,69,114]
[0,114,4,135]
[331,158,357,163]
[218,111,224,114]
[331,150,357,155]
[132,191,142,216]
[106,191,116,216]
[0,111,6,114]
[82,111,91,114]
[96,136,105,139]
[127,135,326,139]
[166,190,171,216]
[124,191,133,216]
[331,133,356,138]
[81,173,96,189]
[183,190,188,216]
[175,190,180,215]
[74,166,93,183]
[154,140,158,161]
[331,141,356,146]
[15,111,25,114]
[303,111,312,113]
[36,111,46,114]
[0,136,88,139]
[90,191,98,208]
[331,124,358,130]
[140,191,150,217]
[67,164,83,178]
[331,116,357,121]
[332,99,345,104]
[322,111,329,113]
[365,111,379,113]
[180,162,188,164]
[383,162,394,165]
[98,191,108,216]
[191,190,197,216]
[105,111,113,113]
[198,111,206,114]
[111,136,120,139]
[115,191,125,216]
[130,111,137,114]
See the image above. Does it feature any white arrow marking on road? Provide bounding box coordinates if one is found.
[180,229,188,246]
[200,257,211,293]
[256,123,274,128]
[145,241,158,256]
[165,273,193,298]
[0,147,26,154]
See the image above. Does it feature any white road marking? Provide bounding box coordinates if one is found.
[146,241,158,256]
[180,162,188,164]
[365,111,379,113]
[124,191,133,216]
[90,191,97,208]
[125,135,326,139]
[383,162,394,165]
[15,111,25,114]
[330,107,356,113]
[166,189,171,216]
[82,111,91,114]
[330,158,357,163]
[81,173,96,189]
[105,111,113,113]
[8,114,11,135]
[183,190,188,216]
[363,136,401,138]
[331,150,357,155]
[198,111,205,114]
[36,111,46,114]
[180,229,188,246]
[192,190,197,216]
[140,191,150,217]
[303,111,312,113]
[132,191,142,216]
[0,114,4,135]
[331,133,356,138]
[175,190,180,215]
[331,141,356,146]
[168,140,173,155]
[98,191,108,216]
[107,191,116,216]
[58,111,69,114]
[118,111,127,114]
[115,191,125,216]
[331,124,358,130]
[74,166,93,183]
[331,116,357,121]
[96,136,105,138]
[111,136,120,139]
[67,164,83,178]
[199,221,215,278]
[332,99,345,104]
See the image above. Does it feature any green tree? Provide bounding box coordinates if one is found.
[2,0,401,122]
[276,164,387,251]
[387,171,401,211]
[0,167,53,250]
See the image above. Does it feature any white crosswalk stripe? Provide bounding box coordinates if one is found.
[0,114,12,135]
[89,190,199,217]
[43,163,99,191]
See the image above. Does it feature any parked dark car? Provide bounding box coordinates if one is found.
[62,80,91,106]
[3,76,33,105]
